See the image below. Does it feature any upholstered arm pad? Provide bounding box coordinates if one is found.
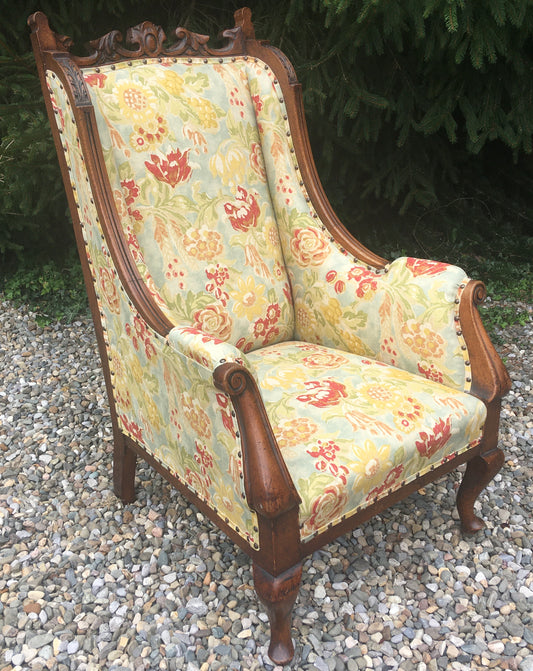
[291,254,471,391]
[166,325,252,373]
[371,257,471,389]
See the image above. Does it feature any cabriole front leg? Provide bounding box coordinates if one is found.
[253,562,303,665]
[457,449,505,534]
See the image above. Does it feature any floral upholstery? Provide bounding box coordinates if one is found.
[246,342,485,541]
[83,59,294,353]
[45,52,486,550]
[84,57,472,391]
[46,71,259,546]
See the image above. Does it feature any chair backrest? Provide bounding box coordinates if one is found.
[83,56,297,352]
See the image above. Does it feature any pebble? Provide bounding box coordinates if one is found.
[0,299,532,670]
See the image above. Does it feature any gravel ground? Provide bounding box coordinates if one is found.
[1,297,532,671]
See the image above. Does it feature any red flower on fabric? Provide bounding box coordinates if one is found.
[347,266,379,298]
[306,483,348,534]
[121,179,139,206]
[251,94,263,113]
[185,468,211,497]
[125,315,156,359]
[417,362,444,385]
[84,73,107,88]
[366,464,405,501]
[406,258,450,277]
[307,440,349,484]
[120,415,143,442]
[216,393,237,438]
[265,303,281,323]
[325,270,346,294]
[224,186,260,232]
[194,441,214,474]
[252,317,270,339]
[120,178,143,221]
[205,264,230,305]
[415,417,452,458]
[297,379,348,408]
[145,148,192,187]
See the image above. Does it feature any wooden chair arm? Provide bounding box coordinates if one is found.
[460,280,512,403]
[213,362,301,520]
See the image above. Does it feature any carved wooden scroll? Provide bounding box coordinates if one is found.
[74,21,249,67]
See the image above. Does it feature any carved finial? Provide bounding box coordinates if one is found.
[234,7,255,39]
[28,11,72,52]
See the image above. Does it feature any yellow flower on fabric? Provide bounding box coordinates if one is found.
[359,381,402,410]
[115,80,156,123]
[265,221,281,253]
[144,395,162,433]
[295,302,318,340]
[401,320,445,360]
[127,351,144,384]
[209,144,247,184]
[230,276,267,320]
[188,97,219,130]
[182,228,223,261]
[349,440,392,494]
[275,418,319,449]
[260,365,308,391]
[129,115,168,152]
[322,297,342,325]
[212,481,236,516]
[159,70,185,96]
[340,330,375,357]
[393,396,424,433]
[182,394,212,441]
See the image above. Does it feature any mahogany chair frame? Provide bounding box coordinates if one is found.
[29,8,511,665]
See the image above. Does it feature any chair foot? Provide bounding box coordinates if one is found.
[253,562,303,665]
[457,449,504,534]
[113,434,137,503]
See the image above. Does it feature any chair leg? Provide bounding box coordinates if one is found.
[457,449,504,534]
[113,433,137,503]
[253,561,303,666]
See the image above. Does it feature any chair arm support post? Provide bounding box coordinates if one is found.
[460,280,512,403]
[213,362,301,521]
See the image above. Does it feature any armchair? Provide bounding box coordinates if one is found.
[29,8,511,665]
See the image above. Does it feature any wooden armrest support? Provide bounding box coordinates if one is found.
[460,280,512,403]
[213,362,301,520]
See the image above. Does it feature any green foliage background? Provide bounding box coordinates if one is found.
[1,0,532,319]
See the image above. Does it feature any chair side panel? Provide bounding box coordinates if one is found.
[45,70,260,548]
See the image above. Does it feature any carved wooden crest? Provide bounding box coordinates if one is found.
[75,21,249,67]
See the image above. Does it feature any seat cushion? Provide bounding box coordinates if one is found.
[246,342,487,541]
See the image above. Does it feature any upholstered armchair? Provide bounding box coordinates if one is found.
[29,8,511,664]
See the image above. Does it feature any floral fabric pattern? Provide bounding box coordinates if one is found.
[46,71,259,546]
[247,341,486,540]
[47,50,487,550]
[245,64,473,391]
[83,59,295,353]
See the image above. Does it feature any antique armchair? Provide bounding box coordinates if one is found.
[29,8,511,665]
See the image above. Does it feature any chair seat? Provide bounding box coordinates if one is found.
[246,342,487,541]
